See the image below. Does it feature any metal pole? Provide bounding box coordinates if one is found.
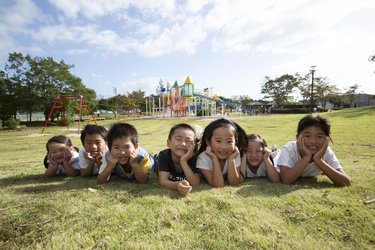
[310,66,316,112]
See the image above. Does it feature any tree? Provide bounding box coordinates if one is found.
[344,84,360,107]
[0,70,18,126]
[297,73,312,107]
[2,52,96,121]
[3,53,33,119]
[314,77,339,109]
[238,95,253,107]
[261,74,299,108]
[127,89,146,111]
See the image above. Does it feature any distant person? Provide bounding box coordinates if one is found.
[43,135,80,177]
[240,134,279,182]
[274,114,351,186]
[79,124,108,177]
[97,122,155,184]
[196,118,248,187]
[157,123,200,196]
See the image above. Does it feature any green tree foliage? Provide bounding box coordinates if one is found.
[298,73,339,108]
[296,73,311,106]
[344,84,360,107]
[98,89,146,116]
[1,52,96,121]
[127,89,146,111]
[238,95,253,107]
[0,70,18,126]
[261,74,299,108]
[314,77,340,108]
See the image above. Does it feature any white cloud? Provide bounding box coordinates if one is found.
[1,0,375,96]
[91,73,104,78]
[121,76,161,95]
[66,48,89,55]
[135,18,207,57]
[49,0,176,20]
[0,0,42,60]
[1,0,41,29]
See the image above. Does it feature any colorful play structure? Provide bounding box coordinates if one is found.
[145,76,227,118]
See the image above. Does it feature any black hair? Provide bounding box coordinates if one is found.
[107,122,138,149]
[297,114,331,140]
[168,123,196,140]
[247,134,268,148]
[198,118,248,154]
[80,124,108,145]
[168,123,199,153]
[46,135,74,152]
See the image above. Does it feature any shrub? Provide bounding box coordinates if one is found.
[197,109,211,116]
[5,118,21,129]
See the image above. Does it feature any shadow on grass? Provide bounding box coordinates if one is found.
[1,172,341,199]
[0,173,211,199]
[236,176,340,197]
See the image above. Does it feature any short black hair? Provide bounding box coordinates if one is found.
[107,122,138,149]
[46,135,73,152]
[80,124,107,145]
[198,118,248,154]
[297,114,331,138]
[168,123,196,140]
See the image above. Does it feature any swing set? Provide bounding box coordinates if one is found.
[41,95,97,134]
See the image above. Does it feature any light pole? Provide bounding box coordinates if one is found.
[310,66,316,112]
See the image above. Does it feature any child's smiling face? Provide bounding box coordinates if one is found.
[245,140,264,167]
[48,142,70,163]
[110,136,137,165]
[167,128,195,158]
[83,134,107,158]
[299,126,327,154]
[208,126,236,160]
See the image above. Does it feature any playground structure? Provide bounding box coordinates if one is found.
[145,76,228,118]
[41,95,97,134]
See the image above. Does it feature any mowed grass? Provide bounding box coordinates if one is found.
[0,107,374,249]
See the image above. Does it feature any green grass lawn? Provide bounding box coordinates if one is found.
[1,107,374,249]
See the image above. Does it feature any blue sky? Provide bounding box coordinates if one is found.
[1,0,374,100]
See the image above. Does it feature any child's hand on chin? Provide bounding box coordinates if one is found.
[48,152,58,167]
[313,137,329,162]
[63,147,72,162]
[107,153,118,165]
[205,146,217,159]
[297,134,312,160]
[228,146,239,160]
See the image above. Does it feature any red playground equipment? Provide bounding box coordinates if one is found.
[41,95,97,134]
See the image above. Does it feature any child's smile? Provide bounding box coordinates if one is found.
[300,126,327,154]
[110,137,136,165]
[209,127,236,160]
